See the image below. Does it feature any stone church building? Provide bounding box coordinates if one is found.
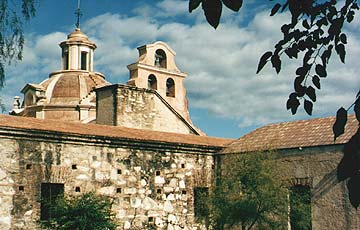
[0,26,359,229]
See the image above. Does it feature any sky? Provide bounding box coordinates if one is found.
[0,0,359,139]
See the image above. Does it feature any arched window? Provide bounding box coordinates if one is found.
[148,74,157,90]
[155,49,167,68]
[166,78,175,97]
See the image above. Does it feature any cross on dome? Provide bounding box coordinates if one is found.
[75,0,82,29]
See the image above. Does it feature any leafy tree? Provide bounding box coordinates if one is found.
[39,192,118,230]
[0,0,37,88]
[289,186,312,230]
[204,152,293,230]
[189,0,360,208]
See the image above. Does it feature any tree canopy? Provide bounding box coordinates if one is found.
[204,152,311,230]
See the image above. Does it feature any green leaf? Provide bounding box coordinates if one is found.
[306,86,316,102]
[271,53,281,74]
[287,93,300,115]
[302,19,310,29]
[222,0,243,12]
[347,10,355,22]
[189,0,202,12]
[304,99,313,115]
[340,33,347,44]
[294,76,305,97]
[315,64,327,78]
[256,51,272,74]
[270,3,281,16]
[355,97,360,123]
[335,43,346,63]
[295,64,310,77]
[333,107,348,141]
[203,0,222,29]
[312,75,321,89]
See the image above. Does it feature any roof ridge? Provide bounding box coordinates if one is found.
[0,115,233,148]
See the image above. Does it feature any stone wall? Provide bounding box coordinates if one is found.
[0,130,215,230]
[279,147,360,230]
[219,146,360,230]
[96,84,198,135]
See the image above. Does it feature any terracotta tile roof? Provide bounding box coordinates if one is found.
[223,115,359,154]
[0,115,233,148]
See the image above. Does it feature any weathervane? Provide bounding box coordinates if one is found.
[75,0,82,29]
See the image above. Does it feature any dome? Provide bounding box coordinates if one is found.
[40,71,109,104]
[68,29,89,40]
[59,28,96,49]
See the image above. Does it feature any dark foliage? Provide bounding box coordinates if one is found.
[337,126,360,208]
[290,186,312,230]
[205,152,289,230]
[39,192,118,230]
[189,0,242,28]
[0,0,37,88]
[190,0,360,208]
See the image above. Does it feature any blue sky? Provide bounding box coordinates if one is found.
[1,0,359,138]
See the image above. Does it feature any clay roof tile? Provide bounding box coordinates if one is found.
[223,114,358,153]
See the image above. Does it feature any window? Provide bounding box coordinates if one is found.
[148,75,157,90]
[40,183,64,220]
[81,51,87,70]
[289,185,312,230]
[63,50,69,70]
[25,93,35,106]
[194,187,209,220]
[154,49,167,68]
[166,78,175,97]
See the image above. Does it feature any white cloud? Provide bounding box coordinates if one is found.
[1,2,358,135]
[156,0,189,17]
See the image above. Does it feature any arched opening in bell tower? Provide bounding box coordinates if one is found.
[155,49,167,68]
[148,74,157,90]
[166,78,175,97]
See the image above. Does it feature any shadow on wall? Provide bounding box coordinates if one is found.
[337,129,360,208]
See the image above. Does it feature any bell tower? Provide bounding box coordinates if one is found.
[59,0,95,72]
[126,41,191,122]
[59,28,96,72]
